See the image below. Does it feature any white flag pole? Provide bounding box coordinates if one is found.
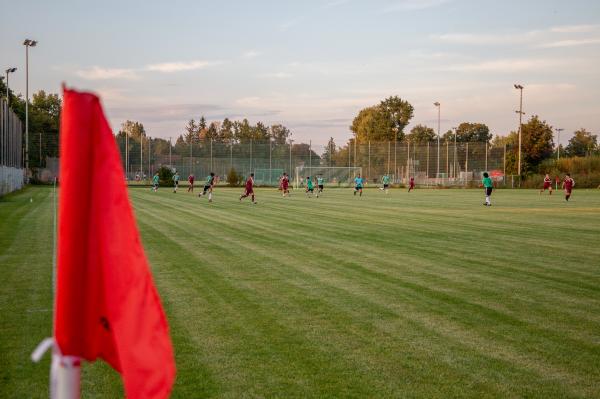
[31,177,81,399]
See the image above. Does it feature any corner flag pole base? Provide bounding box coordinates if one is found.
[32,338,81,399]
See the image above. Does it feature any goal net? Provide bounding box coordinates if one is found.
[254,168,284,186]
[294,166,363,188]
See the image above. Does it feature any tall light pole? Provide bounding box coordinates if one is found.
[23,39,37,176]
[289,139,293,179]
[5,67,17,167]
[0,75,4,166]
[452,127,457,179]
[514,84,524,176]
[555,128,564,160]
[434,102,441,182]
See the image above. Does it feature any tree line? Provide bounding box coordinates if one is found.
[2,81,597,177]
[337,95,599,175]
[1,79,60,168]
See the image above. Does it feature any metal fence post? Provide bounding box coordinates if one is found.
[387,141,391,175]
[394,139,397,182]
[125,133,129,178]
[309,140,312,170]
[426,142,430,179]
[368,140,371,180]
[466,142,469,181]
[140,135,143,179]
[485,141,488,172]
[503,143,506,186]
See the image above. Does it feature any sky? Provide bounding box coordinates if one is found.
[1,0,600,146]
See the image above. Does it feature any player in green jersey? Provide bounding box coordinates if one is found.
[199,172,216,202]
[305,176,315,197]
[152,172,159,192]
[482,172,493,206]
[354,174,364,196]
[316,175,324,197]
[379,174,390,194]
[172,171,180,193]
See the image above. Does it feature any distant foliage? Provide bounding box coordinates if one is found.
[227,168,244,187]
[157,166,173,186]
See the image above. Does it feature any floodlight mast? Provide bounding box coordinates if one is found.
[514,84,524,177]
[434,102,441,183]
[24,39,37,176]
[555,128,564,160]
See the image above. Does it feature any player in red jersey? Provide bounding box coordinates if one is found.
[540,174,553,195]
[187,174,195,192]
[562,173,575,201]
[408,177,415,192]
[240,173,257,204]
[281,172,290,197]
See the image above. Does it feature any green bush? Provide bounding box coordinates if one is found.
[227,168,244,187]
[157,166,173,186]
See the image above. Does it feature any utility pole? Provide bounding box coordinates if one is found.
[514,84,524,176]
[434,102,441,183]
[289,139,293,180]
[23,39,37,178]
[555,128,564,160]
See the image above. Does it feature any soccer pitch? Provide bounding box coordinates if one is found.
[1,186,599,398]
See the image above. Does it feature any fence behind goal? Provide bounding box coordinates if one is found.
[113,137,513,187]
[295,167,362,188]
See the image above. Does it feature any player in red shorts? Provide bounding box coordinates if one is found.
[540,174,552,195]
[408,177,415,192]
[562,173,575,201]
[240,173,257,204]
[187,174,195,192]
[281,172,290,197]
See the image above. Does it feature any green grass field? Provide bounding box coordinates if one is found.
[1,186,600,398]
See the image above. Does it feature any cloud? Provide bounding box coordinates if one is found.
[235,97,262,106]
[433,24,600,47]
[280,18,302,31]
[75,60,219,80]
[107,103,224,123]
[431,31,542,45]
[550,24,600,33]
[76,66,139,80]
[382,0,452,12]
[437,58,566,72]
[321,0,350,9]
[259,72,294,79]
[540,38,600,48]
[145,60,216,73]
[242,50,261,58]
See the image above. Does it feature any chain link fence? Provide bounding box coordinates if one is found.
[114,137,514,187]
[1,98,24,195]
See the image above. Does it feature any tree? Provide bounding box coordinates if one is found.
[252,122,269,140]
[236,119,253,141]
[322,137,337,165]
[521,115,554,172]
[379,96,414,139]
[455,122,492,142]
[205,122,219,141]
[183,119,197,143]
[270,124,291,145]
[219,118,234,143]
[565,129,597,157]
[120,121,146,140]
[407,124,436,143]
[350,96,414,143]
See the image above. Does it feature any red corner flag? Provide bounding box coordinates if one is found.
[55,88,175,398]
